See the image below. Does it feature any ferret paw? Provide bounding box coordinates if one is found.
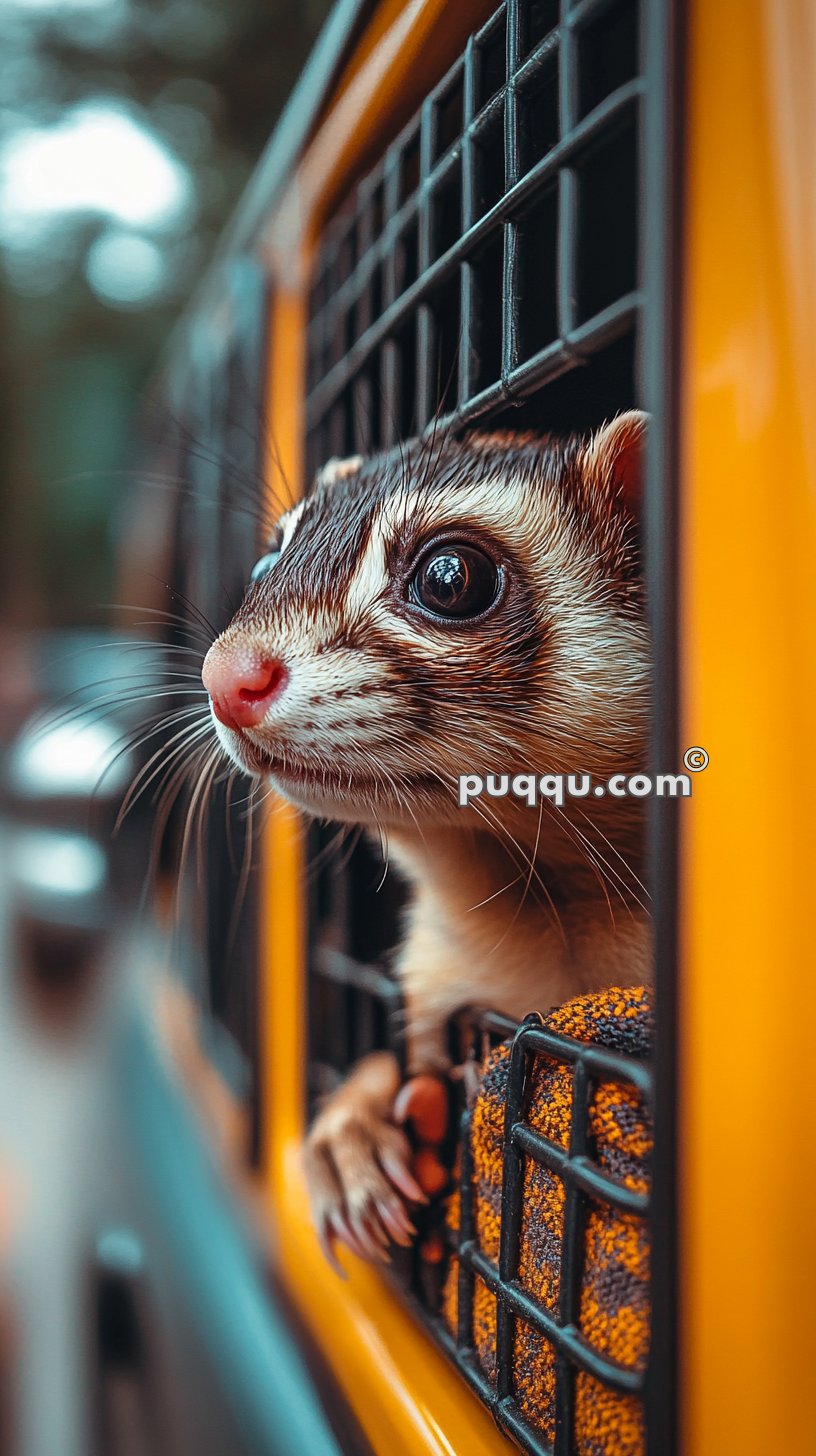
[394,1074,450,1196]
[303,1108,428,1271]
[303,1072,453,1272]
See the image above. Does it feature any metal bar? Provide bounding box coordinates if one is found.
[312,292,639,451]
[459,34,478,402]
[514,30,561,94]
[305,80,644,424]
[380,153,401,448]
[351,374,372,454]
[382,153,401,259]
[502,0,521,380]
[306,77,642,351]
[512,1123,650,1214]
[353,992,376,1064]
[313,945,395,999]
[557,0,578,338]
[456,1107,477,1352]
[386,987,409,1083]
[470,88,511,141]
[497,289,639,397]
[416,98,435,428]
[303,57,609,334]
[305,159,463,347]
[553,1060,590,1454]
[459,1244,645,1394]
[477,1008,519,1040]
[495,1014,533,1401]
[380,340,398,448]
[516,1023,653,1092]
[640,0,684,1448]
[568,0,623,29]
[308,1060,345,1099]
[424,1320,555,1456]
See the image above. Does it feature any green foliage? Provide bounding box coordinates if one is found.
[0,0,331,625]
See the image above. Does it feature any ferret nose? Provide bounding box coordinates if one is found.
[201,642,288,729]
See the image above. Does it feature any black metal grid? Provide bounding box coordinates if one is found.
[306,833,406,1108]
[154,259,270,1138]
[306,0,641,477]
[432,1011,651,1456]
[303,1,664,1452]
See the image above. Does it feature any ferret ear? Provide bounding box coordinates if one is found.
[583,410,647,516]
[315,454,363,489]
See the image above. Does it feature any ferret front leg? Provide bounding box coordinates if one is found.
[397,897,469,1076]
[389,911,465,1196]
[303,913,460,1266]
[302,1050,428,1267]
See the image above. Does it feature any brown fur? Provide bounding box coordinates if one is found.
[202,414,652,1263]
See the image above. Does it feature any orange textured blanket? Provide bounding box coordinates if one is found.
[443,985,652,1454]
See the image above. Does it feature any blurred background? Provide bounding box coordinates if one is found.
[0,0,329,646]
[0,4,334,1454]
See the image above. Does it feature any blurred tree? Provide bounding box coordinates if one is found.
[0,0,332,629]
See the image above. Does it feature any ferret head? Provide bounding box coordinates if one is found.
[201,414,650,830]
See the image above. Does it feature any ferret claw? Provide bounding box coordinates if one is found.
[303,1060,453,1269]
[376,1197,416,1246]
[379,1149,428,1203]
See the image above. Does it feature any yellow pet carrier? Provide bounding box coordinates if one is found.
[130,3,816,1454]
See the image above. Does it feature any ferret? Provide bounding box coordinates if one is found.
[200,412,652,1265]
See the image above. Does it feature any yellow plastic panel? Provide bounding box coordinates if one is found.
[681,2,816,1453]
[259,0,494,285]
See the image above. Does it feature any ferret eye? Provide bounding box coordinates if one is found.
[410,543,500,620]
[249,549,281,587]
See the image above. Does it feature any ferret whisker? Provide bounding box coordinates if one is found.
[40,690,204,745]
[149,399,285,518]
[370,756,430,856]
[156,580,220,641]
[30,676,203,735]
[521,794,546,918]
[334,824,364,876]
[466,872,527,912]
[113,726,214,836]
[177,743,222,915]
[375,824,391,889]
[554,807,644,911]
[225,778,258,953]
[195,750,222,897]
[51,456,278,534]
[88,705,210,806]
[85,639,205,662]
[572,806,651,899]
[469,793,566,944]
[223,770,241,875]
[140,472,277,534]
[148,737,216,884]
[557,809,650,918]
[305,823,352,880]
[545,806,627,924]
[113,714,213,830]
[37,637,200,672]
[104,602,213,643]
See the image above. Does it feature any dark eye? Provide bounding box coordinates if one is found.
[410,543,500,620]
[249,549,281,587]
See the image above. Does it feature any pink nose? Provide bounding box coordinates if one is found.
[202,642,287,729]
